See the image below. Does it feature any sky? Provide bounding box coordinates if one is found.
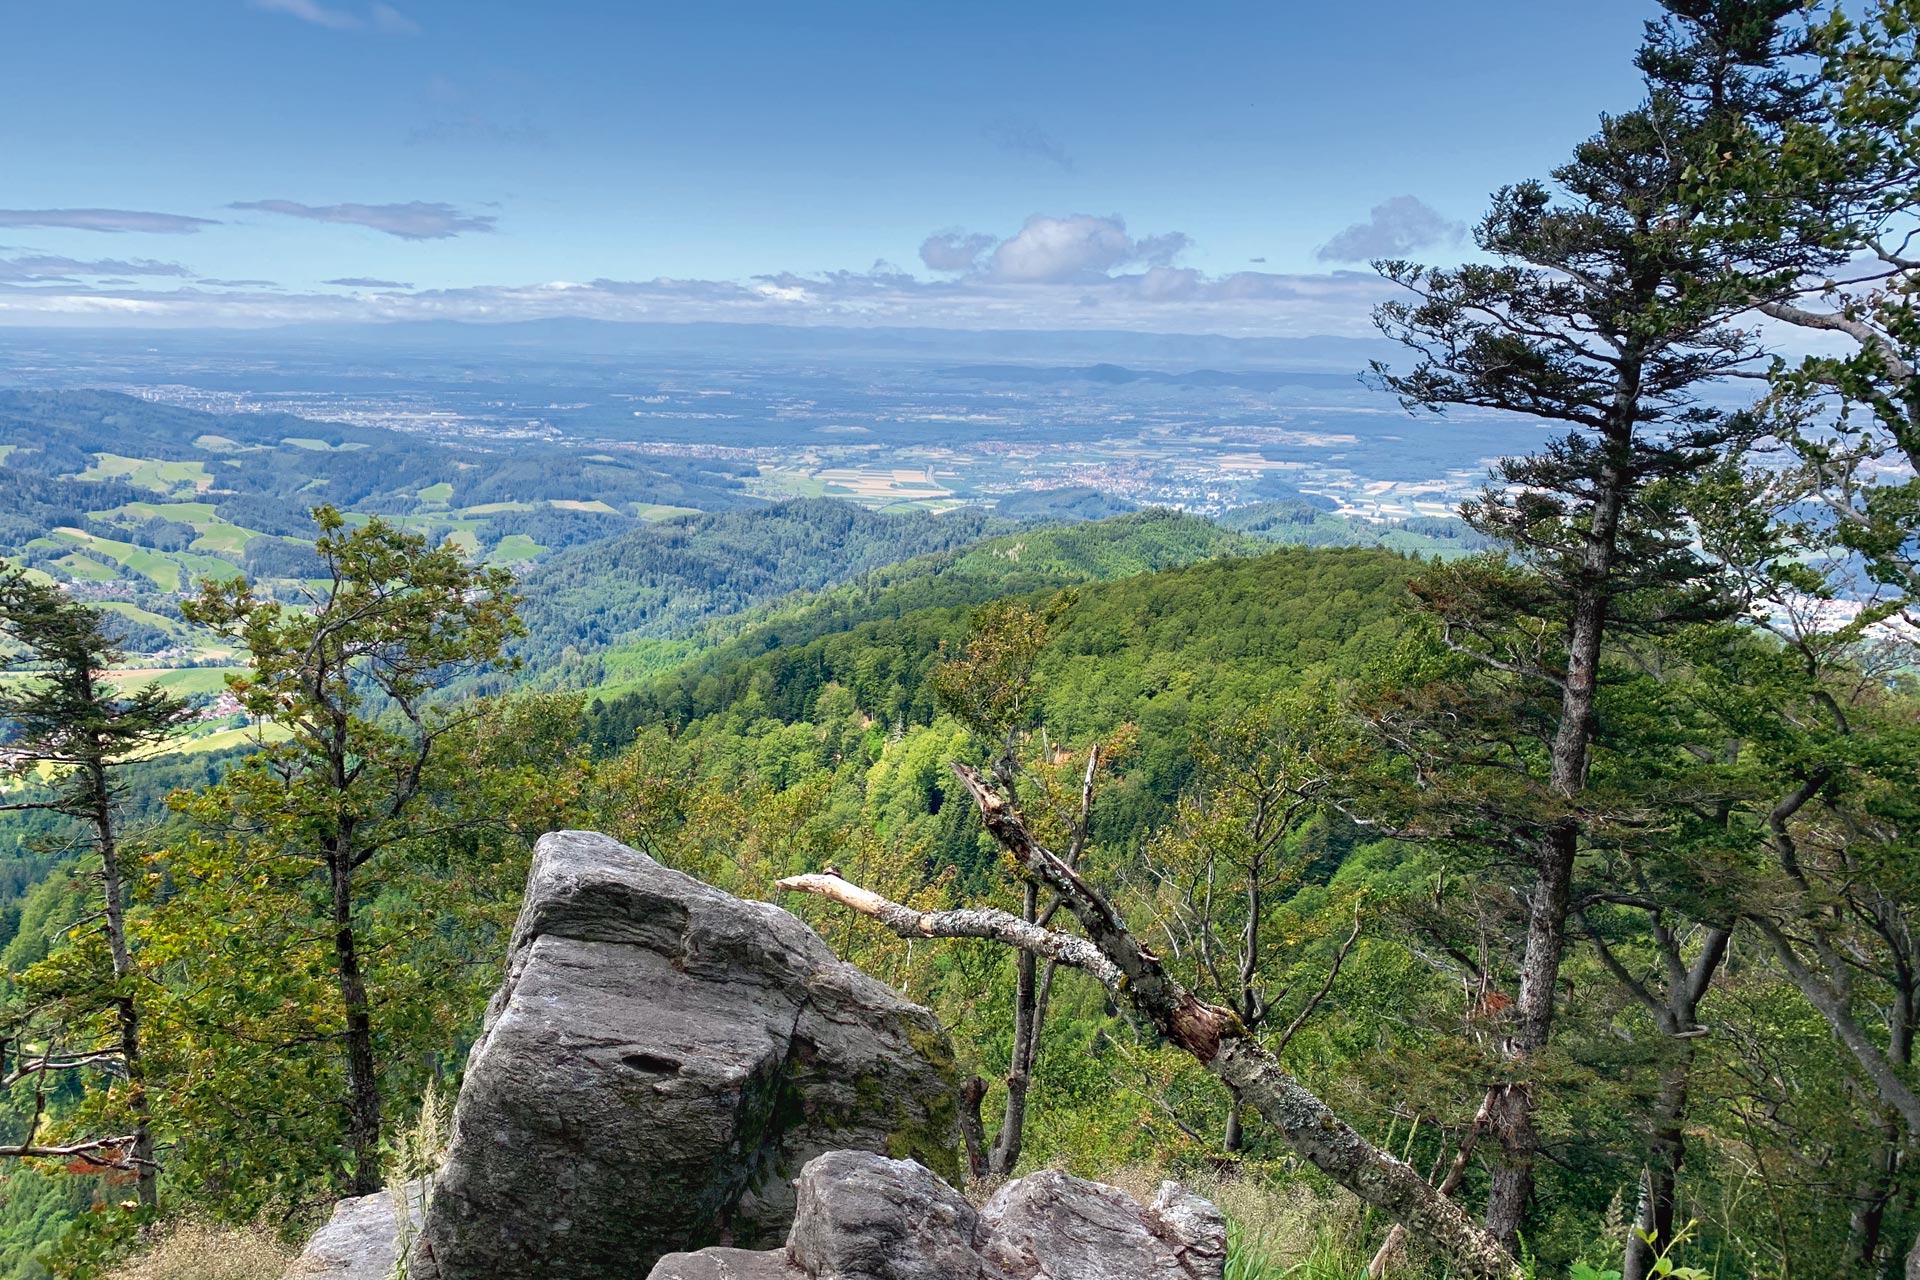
[0,0,1664,335]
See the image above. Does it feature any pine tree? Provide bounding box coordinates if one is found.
[0,569,191,1208]
[1363,0,1836,1246]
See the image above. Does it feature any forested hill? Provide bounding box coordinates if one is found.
[1222,499,1496,557]
[559,507,1258,696]
[583,542,1411,798]
[510,499,1018,676]
[565,543,1418,1095]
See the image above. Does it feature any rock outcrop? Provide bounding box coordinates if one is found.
[650,1151,1229,1280]
[284,1181,426,1280]
[412,831,963,1280]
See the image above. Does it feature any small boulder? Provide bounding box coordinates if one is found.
[412,831,963,1280]
[649,1250,798,1280]
[787,1151,991,1280]
[648,1152,1228,1280]
[980,1169,1228,1280]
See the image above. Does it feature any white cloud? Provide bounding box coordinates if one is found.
[0,210,1405,334]
[1316,195,1463,263]
[247,0,419,32]
[229,199,496,239]
[986,214,1190,283]
[916,215,1199,286]
[0,269,1399,336]
[0,208,218,234]
[919,231,996,273]
[0,255,190,282]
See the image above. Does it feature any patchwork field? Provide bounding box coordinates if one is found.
[754,465,953,507]
[39,528,237,592]
[79,453,219,494]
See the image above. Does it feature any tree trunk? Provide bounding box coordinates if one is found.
[1209,1038,1522,1279]
[1223,1096,1244,1153]
[1623,1059,1692,1280]
[959,1076,990,1181]
[1486,395,1632,1245]
[1846,1118,1896,1276]
[1757,921,1920,1135]
[91,763,156,1210]
[1484,817,1576,1244]
[989,880,1041,1176]
[1226,867,1261,1155]
[331,844,382,1196]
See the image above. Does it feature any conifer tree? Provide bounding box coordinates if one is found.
[1363,0,1833,1245]
[0,569,190,1208]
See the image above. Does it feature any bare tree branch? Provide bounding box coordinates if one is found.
[778,873,1123,994]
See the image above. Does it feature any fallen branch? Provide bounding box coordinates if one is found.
[777,873,1123,994]
[1369,1090,1496,1277]
[780,762,1525,1280]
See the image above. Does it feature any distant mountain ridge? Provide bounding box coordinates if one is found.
[938,363,1365,391]
[1,320,1402,373]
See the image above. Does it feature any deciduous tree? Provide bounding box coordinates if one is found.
[177,509,520,1195]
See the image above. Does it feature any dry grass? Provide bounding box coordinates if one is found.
[109,1222,293,1280]
[1101,1164,1374,1276]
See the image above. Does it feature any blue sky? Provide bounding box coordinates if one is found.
[1,0,1661,333]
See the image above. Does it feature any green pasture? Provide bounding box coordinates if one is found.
[48,528,237,591]
[77,453,217,494]
[487,534,547,564]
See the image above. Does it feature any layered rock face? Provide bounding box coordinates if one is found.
[649,1151,1229,1280]
[411,831,963,1280]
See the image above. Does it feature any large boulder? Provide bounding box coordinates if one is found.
[413,831,963,1280]
[650,1152,1228,1280]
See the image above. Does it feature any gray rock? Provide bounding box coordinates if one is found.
[284,1181,427,1280]
[1146,1180,1232,1275]
[648,1152,1227,1280]
[413,831,962,1280]
[787,1152,990,1280]
[648,1249,800,1280]
[980,1169,1225,1280]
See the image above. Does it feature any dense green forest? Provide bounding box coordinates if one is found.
[509,498,1020,684]
[7,4,1920,1279]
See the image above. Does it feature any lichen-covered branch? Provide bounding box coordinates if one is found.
[787,766,1524,1280]
[777,873,1123,995]
[950,760,1523,1280]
